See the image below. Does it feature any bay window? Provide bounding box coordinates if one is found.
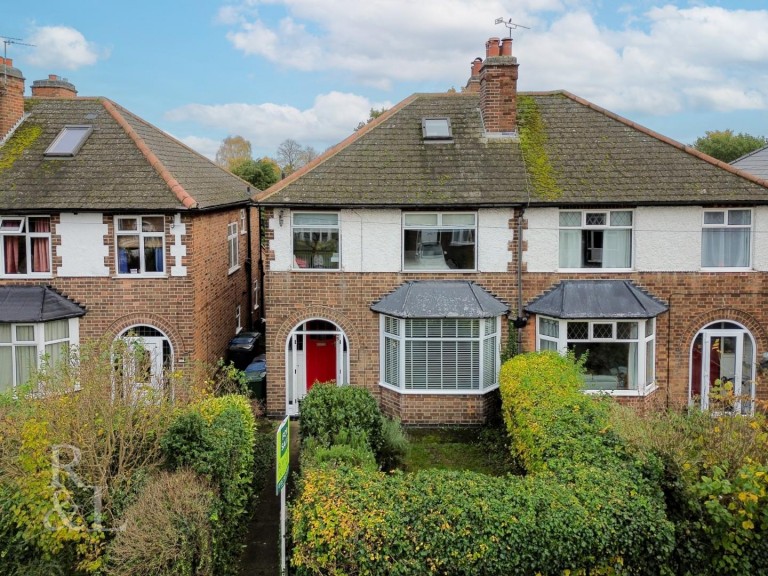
[116,216,165,275]
[0,216,52,276]
[559,210,632,269]
[701,209,751,269]
[402,212,476,271]
[292,212,340,270]
[381,316,499,392]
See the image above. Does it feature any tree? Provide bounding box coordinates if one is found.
[355,107,388,131]
[692,130,767,163]
[215,135,252,169]
[276,139,318,176]
[230,157,281,190]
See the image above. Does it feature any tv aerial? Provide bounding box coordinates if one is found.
[494,18,530,38]
[1,35,35,87]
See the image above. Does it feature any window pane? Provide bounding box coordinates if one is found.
[483,334,497,389]
[404,213,438,226]
[293,228,339,269]
[559,211,581,227]
[617,322,638,340]
[118,218,138,231]
[559,229,581,268]
[44,320,69,341]
[645,318,654,338]
[45,342,67,367]
[442,213,475,226]
[539,317,559,338]
[0,324,10,342]
[593,324,613,339]
[385,316,400,336]
[0,218,23,232]
[15,346,37,386]
[646,339,655,385]
[144,236,164,273]
[728,210,751,226]
[567,322,588,340]
[610,211,632,226]
[118,236,140,273]
[569,341,635,390]
[384,336,399,387]
[0,348,11,392]
[30,236,50,273]
[540,339,558,351]
[3,236,25,274]
[704,211,724,225]
[16,326,34,341]
[586,213,606,226]
[702,229,750,267]
[293,213,338,226]
[141,217,163,233]
[423,118,451,138]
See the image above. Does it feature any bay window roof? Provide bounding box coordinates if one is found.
[371,280,509,319]
[525,280,667,319]
[0,286,86,322]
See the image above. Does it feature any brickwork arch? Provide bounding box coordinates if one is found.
[681,308,768,356]
[105,313,188,359]
[273,306,363,360]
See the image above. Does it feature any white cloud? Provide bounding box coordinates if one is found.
[166,91,391,157]
[26,26,106,70]
[176,135,222,161]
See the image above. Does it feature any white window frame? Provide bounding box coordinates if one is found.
[228,221,240,273]
[701,208,752,271]
[535,315,656,397]
[379,315,500,394]
[115,215,166,276]
[0,216,52,277]
[558,209,633,271]
[402,212,477,272]
[291,212,341,271]
[240,209,247,235]
[0,318,79,392]
[236,305,242,334]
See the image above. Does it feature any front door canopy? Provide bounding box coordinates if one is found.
[371,280,509,319]
[525,280,667,319]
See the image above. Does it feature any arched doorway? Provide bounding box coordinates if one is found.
[116,325,173,397]
[690,320,755,415]
[285,319,349,416]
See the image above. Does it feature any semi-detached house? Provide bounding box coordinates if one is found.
[256,37,768,425]
[0,59,256,392]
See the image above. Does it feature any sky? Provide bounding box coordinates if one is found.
[3,0,768,162]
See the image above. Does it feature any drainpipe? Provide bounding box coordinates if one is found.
[245,188,254,330]
[513,207,528,350]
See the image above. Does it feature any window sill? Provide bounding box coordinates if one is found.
[291,267,340,272]
[699,267,753,273]
[379,381,499,395]
[114,273,168,279]
[583,383,658,397]
[228,265,241,275]
[0,274,53,279]
[557,268,632,273]
[401,269,477,273]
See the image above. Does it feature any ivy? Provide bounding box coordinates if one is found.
[517,96,562,200]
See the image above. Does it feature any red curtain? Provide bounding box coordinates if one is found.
[32,219,50,273]
[3,237,18,274]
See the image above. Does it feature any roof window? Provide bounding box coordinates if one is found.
[44,125,93,157]
[422,117,452,141]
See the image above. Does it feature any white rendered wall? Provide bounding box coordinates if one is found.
[269,208,513,273]
[56,213,109,276]
[752,207,768,271]
[523,208,559,272]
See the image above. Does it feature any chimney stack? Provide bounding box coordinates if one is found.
[31,74,77,98]
[463,57,483,93]
[479,37,519,135]
[0,57,26,143]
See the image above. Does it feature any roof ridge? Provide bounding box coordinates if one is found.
[255,93,422,202]
[101,98,198,209]
[557,91,768,190]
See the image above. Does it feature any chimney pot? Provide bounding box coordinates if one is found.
[486,37,501,57]
[31,75,78,99]
[48,74,58,80]
[501,38,513,56]
[471,57,483,77]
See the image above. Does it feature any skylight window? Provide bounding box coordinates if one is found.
[422,117,452,140]
[44,125,93,157]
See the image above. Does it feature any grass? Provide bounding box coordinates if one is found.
[403,425,517,476]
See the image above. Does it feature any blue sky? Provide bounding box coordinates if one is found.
[4,0,768,161]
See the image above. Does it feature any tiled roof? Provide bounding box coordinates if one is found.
[0,98,251,211]
[732,145,768,180]
[371,280,509,319]
[0,286,86,322]
[258,91,768,207]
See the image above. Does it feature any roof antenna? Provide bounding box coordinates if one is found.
[494,18,530,38]
[0,35,35,89]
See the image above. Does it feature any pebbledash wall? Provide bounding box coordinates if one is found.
[0,207,249,371]
[262,207,518,424]
[263,204,768,423]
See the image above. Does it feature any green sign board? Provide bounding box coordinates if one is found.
[276,416,290,494]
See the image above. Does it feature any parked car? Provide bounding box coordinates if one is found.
[244,353,267,401]
[226,331,262,369]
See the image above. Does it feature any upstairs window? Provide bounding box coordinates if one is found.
[422,117,452,141]
[559,210,632,269]
[292,212,340,270]
[402,212,476,271]
[116,216,165,275]
[45,125,93,157]
[702,209,751,269]
[228,221,239,273]
[0,216,51,276]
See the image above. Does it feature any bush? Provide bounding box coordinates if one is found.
[377,417,409,472]
[292,466,673,576]
[161,395,256,576]
[299,384,383,454]
[104,470,215,576]
[301,430,378,472]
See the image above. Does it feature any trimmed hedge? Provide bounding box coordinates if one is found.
[160,395,257,576]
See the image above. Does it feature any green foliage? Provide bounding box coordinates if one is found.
[215,135,252,169]
[230,157,280,190]
[299,384,384,455]
[301,431,378,473]
[161,395,256,576]
[377,417,409,472]
[104,470,215,576]
[292,466,672,576]
[517,95,561,200]
[0,123,42,173]
[355,107,388,131]
[693,129,767,163]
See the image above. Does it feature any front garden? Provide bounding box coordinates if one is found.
[291,352,768,576]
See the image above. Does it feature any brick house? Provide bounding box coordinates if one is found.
[0,59,257,392]
[256,37,768,424]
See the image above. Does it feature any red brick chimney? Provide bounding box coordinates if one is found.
[463,57,483,93]
[0,57,26,142]
[31,74,78,98]
[479,37,519,135]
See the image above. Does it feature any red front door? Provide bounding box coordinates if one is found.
[305,334,336,390]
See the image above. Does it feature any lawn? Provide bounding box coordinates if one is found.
[403,426,516,475]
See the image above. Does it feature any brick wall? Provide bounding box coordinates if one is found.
[0,59,25,140]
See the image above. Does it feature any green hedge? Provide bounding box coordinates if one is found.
[160,395,257,576]
[292,466,673,576]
